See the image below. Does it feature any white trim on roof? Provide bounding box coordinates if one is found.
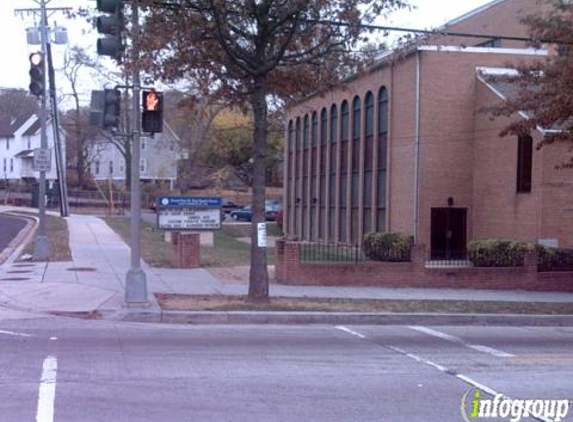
[476,67,519,76]
[418,45,548,56]
[476,69,560,136]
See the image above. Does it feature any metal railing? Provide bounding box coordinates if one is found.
[426,250,472,268]
[300,242,412,264]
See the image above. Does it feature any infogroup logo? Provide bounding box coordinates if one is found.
[461,388,570,422]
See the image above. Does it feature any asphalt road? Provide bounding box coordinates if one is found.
[0,317,571,422]
[0,213,27,251]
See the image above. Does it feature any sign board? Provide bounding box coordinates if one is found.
[33,148,51,172]
[257,222,267,247]
[156,196,222,231]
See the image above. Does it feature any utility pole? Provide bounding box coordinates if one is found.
[33,0,51,261]
[124,0,148,304]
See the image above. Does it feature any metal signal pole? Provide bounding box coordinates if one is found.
[125,0,148,305]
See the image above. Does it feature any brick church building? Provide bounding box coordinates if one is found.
[282,0,573,257]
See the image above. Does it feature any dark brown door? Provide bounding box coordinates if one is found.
[431,208,467,259]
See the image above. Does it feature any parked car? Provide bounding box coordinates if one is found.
[229,205,252,221]
[221,198,240,214]
[265,203,283,221]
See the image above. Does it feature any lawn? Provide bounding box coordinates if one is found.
[103,217,275,268]
[19,213,72,261]
[156,294,573,314]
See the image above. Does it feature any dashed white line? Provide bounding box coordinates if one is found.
[0,329,33,338]
[36,356,57,422]
[408,326,515,358]
[335,325,367,339]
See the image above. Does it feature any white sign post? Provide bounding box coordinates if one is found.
[257,222,267,247]
[33,148,51,172]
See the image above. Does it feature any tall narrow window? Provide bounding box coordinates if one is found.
[377,87,389,232]
[95,161,100,175]
[351,96,361,244]
[287,120,294,236]
[310,112,318,240]
[339,101,349,243]
[363,92,374,235]
[302,115,310,240]
[319,108,327,240]
[328,105,337,241]
[9,158,13,173]
[517,135,533,193]
[295,117,301,237]
[109,161,114,175]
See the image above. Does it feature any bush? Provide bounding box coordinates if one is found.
[537,246,573,272]
[363,232,414,262]
[468,240,531,267]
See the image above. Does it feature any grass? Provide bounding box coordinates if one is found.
[156,294,573,314]
[103,217,275,268]
[19,213,72,261]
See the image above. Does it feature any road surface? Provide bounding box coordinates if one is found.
[0,316,571,422]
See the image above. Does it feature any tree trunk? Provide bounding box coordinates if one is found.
[248,74,269,302]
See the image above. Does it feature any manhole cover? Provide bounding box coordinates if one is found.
[0,278,30,281]
[7,270,33,274]
[67,267,97,272]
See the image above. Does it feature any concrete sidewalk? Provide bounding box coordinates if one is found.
[0,209,571,324]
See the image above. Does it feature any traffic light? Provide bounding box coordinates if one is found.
[142,91,163,133]
[96,0,125,60]
[89,88,121,130]
[29,52,44,97]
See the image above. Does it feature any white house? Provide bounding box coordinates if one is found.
[0,111,62,184]
[89,122,181,189]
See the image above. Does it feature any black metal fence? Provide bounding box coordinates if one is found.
[299,242,412,264]
[537,248,573,272]
[300,242,366,264]
[426,250,472,268]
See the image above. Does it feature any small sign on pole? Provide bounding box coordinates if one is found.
[257,222,267,247]
[33,148,51,172]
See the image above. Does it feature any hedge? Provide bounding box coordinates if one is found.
[468,240,531,267]
[363,232,414,262]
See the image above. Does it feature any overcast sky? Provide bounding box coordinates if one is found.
[0,0,495,103]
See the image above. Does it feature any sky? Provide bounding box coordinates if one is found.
[0,0,496,105]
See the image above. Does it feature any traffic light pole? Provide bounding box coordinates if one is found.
[125,0,148,305]
[33,0,51,261]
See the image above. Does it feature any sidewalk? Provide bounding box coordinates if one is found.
[0,209,572,324]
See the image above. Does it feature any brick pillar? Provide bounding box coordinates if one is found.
[523,249,538,284]
[279,242,301,284]
[275,239,285,283]
[411,244,427,275]
[171,232,201,268]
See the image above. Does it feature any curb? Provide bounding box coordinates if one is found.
[114,311,573,326]
[0,212,37,265]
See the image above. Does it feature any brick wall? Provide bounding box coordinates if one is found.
[275,240,573,292]
[171,232,201,268]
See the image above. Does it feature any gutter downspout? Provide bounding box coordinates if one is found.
[413,50,421,243]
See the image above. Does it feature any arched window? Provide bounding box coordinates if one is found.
[351,96,362,243]
[287,120,294,235]
[303,115,310,239]
[339,101,349,243]
[319,108,327,239]
[295,117,301,237]
[328,105,337,241]
[310,112,318,240]
[377,87,389,232]
[363,92,374,235]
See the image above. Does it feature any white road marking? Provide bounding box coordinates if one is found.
[409,326,515,358]
[49,337,57,341]
[335,326,555,422]
[335,325,367,339]
[36,356,57,422]
[0,329,32,338]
